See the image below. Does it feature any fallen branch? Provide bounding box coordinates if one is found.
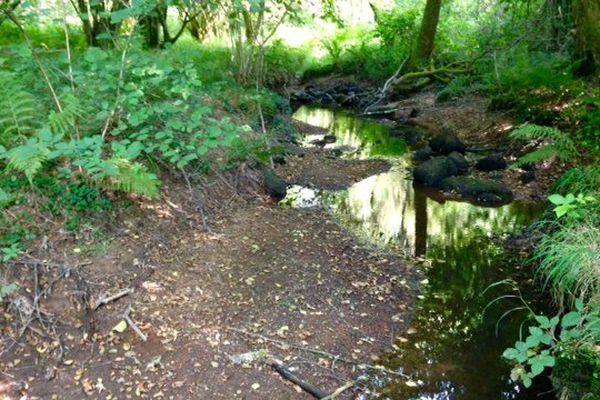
[364,57,408,113]
[93,288,132,311]
[270,358,328,399]
[122,306,147,342]
[391,66,466,90]
[227,327,410,378]
[321,376,367,400]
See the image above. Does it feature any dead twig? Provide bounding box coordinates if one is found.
[321,376,367,400]
[93,288,132,311]
[122,306,147,342]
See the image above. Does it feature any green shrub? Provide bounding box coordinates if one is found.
[0,24,85,49]
[553,343,600,400]
[555,166,600,194]
[576,92,600,154]
[487,51,583,124]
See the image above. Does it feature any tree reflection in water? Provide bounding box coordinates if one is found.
[293,105,553,399]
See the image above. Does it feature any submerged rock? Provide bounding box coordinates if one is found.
[429,133,466,154]
[440,176,513,203]
[475,155,507,171]
[262,169,288,199]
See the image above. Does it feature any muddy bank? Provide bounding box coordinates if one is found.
[0,154,418,399]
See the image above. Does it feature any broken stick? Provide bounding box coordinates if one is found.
[321,376,367,400]
[122,306,147,342]
[94,288,132,310]
[270,358,328,399]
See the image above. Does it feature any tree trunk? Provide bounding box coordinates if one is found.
[72,0,122,48]
[573,0,600,73]
[411,0,442,67]
[76,0,94,46]
[141,14,161,48]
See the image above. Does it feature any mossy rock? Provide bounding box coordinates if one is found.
[440,176,513,203]
[413,156,459,186]
[553,344,600,400]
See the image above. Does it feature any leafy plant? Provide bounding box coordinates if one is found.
[1,243,22,262]
[0,71,37,144]
[504,299,600,388]
[548,193,598,219]
[0,282,17,302]
[510,123,578,167]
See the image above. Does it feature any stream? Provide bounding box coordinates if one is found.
[290,106,554,400]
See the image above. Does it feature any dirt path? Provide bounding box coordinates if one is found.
[1,147,418,399]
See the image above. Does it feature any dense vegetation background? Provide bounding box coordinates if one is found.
[0,0,598,397]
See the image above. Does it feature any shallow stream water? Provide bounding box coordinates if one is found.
[291,106,554,400]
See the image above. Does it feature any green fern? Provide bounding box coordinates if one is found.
[0,72,37,144]
[48,94,85,136]
[108,159,160,198]
[510,123,578,167]
[4,137,50,183]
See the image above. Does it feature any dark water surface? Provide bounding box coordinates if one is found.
[292,106,554,400]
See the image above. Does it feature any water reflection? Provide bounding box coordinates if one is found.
[325,168,543,257]
[322,169,548,399]
[292,106,553,399]
[293,106,409,159]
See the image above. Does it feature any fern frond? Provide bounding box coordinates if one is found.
[510,123,578,165]
[48,94,85,136]
[0,72,37,144]
[4,137,50,182]
[106,159,160,198]
[512,145,560,167]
